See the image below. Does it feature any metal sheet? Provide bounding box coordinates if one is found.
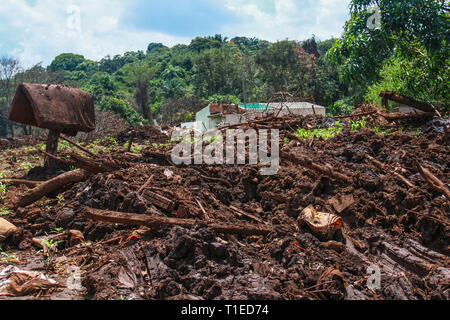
[9,83,95,136]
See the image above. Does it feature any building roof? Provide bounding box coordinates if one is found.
[239,103,273,110]
[262,102,325,109]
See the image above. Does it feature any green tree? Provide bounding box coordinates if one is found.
[0,56,21,136]
[255,40,316,99]
[49,53,85,72]
[81,72,117,104]
[331,0,449,107]
[147,43,167,54]
[192,47,243,99]
[99,96,147,125]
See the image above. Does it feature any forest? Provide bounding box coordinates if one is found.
[0,0,448,137]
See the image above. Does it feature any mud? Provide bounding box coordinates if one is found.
[0,114,448,300]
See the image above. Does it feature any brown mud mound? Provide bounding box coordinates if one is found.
[1,115,449,300]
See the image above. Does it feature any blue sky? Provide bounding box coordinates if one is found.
[0,0,351,68]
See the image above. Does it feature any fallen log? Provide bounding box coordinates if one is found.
[379,112,435,122]
[333,111,378,120]
[380,91,436,113]
[281,151,353,183]
[414,160,450,200]
[12,169,90,209]
[84,207,273,236]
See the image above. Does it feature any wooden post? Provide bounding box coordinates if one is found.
[44,130,60,168]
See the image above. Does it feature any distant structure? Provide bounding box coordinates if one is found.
[194,102,326,132]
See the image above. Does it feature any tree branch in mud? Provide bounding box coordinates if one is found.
[379,91,437,114]
[68,152,124,174]
[60,135,97,158]
[281,150,353,183]
[84,207,273,236]
[379,112,435,122]
[365,154,415,189]
[12,169,91,209]
[414,160,450,200]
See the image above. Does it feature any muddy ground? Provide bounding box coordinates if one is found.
[0,113,448,300]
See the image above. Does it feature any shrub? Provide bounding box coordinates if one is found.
[98,97,148,125]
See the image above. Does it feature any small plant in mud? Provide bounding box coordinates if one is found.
[56,194,65,206]
[81,241,92,247]
[132,146,143,154]
[0,207,12,216]
[1,251,19,263]
[0,182,7,199]
[41,239,65,263]
[58,140,70,150]
[373,126,390,136]
[414,128,421,138]
[53,227,64,234]
[351,117,367,131]
[21,161,33,170]
[295,122,343,141]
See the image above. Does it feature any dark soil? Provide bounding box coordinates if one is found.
[1,114,449,300]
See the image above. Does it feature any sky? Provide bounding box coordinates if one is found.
[0,0,351,68]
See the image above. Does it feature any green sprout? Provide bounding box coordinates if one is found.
[1,251,19,262]
[414,128,421,138]
[0,208,12,216]
[132,146,142,154]
[58,141,70,150]
[295,122,343,141]
[351,117,367,131]
[0,182,7,199]
[82,241,92,247]
[41,239,65,263]
[56,194,65,206]
[21,161,33,170]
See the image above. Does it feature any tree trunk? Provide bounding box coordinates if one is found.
[44,130,60,168]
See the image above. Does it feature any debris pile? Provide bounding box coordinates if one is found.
[0,108,448,300]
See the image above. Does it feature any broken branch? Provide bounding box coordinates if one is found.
[414,160,450,200]
[60,135,97,158]
[281,151,353,183]
[84,207,273,236]
[12,169,90,209]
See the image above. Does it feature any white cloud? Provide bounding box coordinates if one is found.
[0,0,190,67]
[0,0,351,68]
[222,0,350,41]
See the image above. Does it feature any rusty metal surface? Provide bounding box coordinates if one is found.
[9,83,95,136]
[210,104,240,115]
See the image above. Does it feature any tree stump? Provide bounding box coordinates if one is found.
[44,130,60,168]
